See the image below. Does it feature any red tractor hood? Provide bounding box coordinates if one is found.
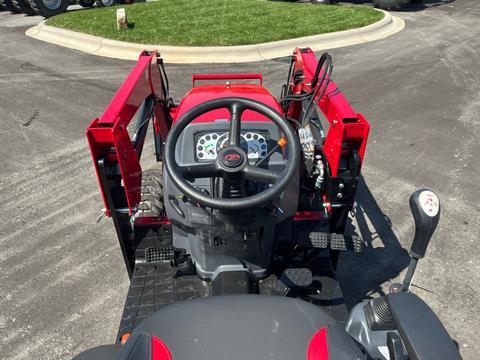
[172,84,283,123]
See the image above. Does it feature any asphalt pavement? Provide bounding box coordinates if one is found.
[0,0,479,358]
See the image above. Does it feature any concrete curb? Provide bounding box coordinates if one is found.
[26,10,404,63]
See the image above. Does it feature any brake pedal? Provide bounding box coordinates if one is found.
[330,234,362,252]
[298,232,329,249]
[280,268,313,288]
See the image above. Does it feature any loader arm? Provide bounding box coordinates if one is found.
[86,51,170,217]
[86,51,171,276]
[285,48,369,178]
[284,48,370,234]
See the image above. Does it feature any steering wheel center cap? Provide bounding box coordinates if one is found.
[220,148,245,168]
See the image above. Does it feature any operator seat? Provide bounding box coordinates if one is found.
[74,295,365,359]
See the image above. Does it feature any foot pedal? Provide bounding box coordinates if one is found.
[297,232,362,252]
[298,232,329,249]
[279,268,313,288]
[145,246,174,262]
[330,234,362,252]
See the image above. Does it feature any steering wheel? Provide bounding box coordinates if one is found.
[164,97,299,211]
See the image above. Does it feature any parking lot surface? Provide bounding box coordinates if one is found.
[0,1,479,358]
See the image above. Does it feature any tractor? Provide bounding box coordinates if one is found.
[0,0,121,18]
[28,0,122,18]
[75,48,462,359]
[372,0,412,11]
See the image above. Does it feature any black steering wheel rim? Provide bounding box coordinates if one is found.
[164,97,299,211]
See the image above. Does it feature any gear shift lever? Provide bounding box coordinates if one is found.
[409,189,441,259]
[392,189,441,292]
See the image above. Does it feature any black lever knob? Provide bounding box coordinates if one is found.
[409,189,440,259]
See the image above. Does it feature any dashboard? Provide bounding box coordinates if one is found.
[195,131,269,161]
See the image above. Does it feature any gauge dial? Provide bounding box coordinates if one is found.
[243,132,268,159]
[196,133,220,160]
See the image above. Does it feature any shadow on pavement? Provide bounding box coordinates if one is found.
[401,0,456,11]
[306,0,457,12]
[339,176,410,308]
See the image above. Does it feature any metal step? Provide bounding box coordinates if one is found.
[145,246,175,262]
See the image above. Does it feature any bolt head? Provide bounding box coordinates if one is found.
[390,283,403,293]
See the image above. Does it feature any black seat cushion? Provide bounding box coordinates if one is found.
[132,294,334,360]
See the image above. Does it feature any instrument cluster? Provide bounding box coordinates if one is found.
[196,131,268,161]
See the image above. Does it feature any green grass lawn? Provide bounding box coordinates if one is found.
[46,0,383,46]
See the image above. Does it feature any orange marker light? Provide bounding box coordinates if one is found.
[277,137,287,149]
[120,333,131,345]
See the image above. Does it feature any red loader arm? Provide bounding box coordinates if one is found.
[286,48,370,178]
[284,48,370,234]
[86,51,170,217]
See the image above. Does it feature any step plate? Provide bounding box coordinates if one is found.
[145,246,174,262]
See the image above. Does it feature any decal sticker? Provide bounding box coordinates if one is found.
[419,190,439,217]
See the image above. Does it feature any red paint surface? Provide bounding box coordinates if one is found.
[307,327,329,360]
[192,73,263,87]
[151,336,173,360]
[173,84,282,123]
[134,217,172,226]
[294,212,328,221]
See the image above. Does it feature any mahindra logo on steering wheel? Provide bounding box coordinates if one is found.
[224,153,241,161]
[221,150,243,167]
